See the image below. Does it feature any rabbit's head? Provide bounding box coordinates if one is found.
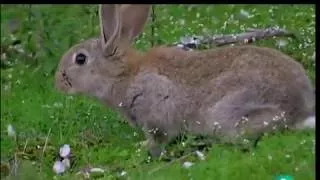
[55,5,151,101]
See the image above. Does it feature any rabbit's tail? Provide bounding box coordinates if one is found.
[294,115,315,129]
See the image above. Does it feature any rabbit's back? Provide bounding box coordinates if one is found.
[143,45,308,87]
[138,45,314,137]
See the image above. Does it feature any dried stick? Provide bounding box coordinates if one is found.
[173,27,296,50]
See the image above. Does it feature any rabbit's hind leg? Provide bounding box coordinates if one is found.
[202,89,287,149]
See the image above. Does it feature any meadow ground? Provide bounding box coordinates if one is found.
[0,4,315,180]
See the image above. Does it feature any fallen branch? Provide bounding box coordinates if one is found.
[173,26,296,51]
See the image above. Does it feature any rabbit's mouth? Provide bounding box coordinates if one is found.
[55,70,75,94]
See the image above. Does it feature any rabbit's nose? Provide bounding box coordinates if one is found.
[55,71,70,92]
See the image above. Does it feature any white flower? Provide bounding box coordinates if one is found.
[53,102,63,108]
[182,161,194,168]
[276,39,288,48]
[120,171,127,176]
[243,139,250,144]
[62,159,70,169]
[53,161,66,174]
[59,144,71,158]
[7,124,16,137]
[195,151,205,160]
[240,9,250,18]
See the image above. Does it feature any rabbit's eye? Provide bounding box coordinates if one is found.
[75,53,87,65]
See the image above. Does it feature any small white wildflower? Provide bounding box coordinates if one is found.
[300,139,306,145]
[182,161,194,168]
[67,96,74,100]
[7,124,16,137]
[276,39,288,48]
[263,121,269,126]
[4,85,10,91]
[133,132,138,136]
[214,122,219,126]
[41,104,51,108]
[160,150,167,157]
[146,156,151,163]
[53,102,63,108]
[118,102,123,107]
[311,52,315,61]
[243,139,250,144]
[196,121,201,125]
[241,116,249,122]
[272,116,279,121]
[179,19,185,25]
[59,144,71,158]
[195,151,205,160]
[268,154,273,160]
[182,142,186,147]
[62,158,70,169]
[1,53,7,60]
[53,161,66,174]
[16,46,25,53]
[10,34,17,41]
[120,171,127,176]
[240,9,250,18]
[268,8,274,13]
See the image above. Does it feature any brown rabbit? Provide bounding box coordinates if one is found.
[55,5,315,157]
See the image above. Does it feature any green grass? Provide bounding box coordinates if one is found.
[1,4,315,180]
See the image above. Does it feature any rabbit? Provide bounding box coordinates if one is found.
[55,4,315,157]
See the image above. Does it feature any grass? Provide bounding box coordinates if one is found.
[0,4,315,180]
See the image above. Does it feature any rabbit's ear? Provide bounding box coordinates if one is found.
[99,4,122,55]
[119,4,151,42]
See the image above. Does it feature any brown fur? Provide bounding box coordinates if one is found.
[55,5,315,157]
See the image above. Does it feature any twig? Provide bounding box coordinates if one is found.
[173,26,296,50]
[208,27,295,46]
[23,139,29,153]
[39,128,52,173]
